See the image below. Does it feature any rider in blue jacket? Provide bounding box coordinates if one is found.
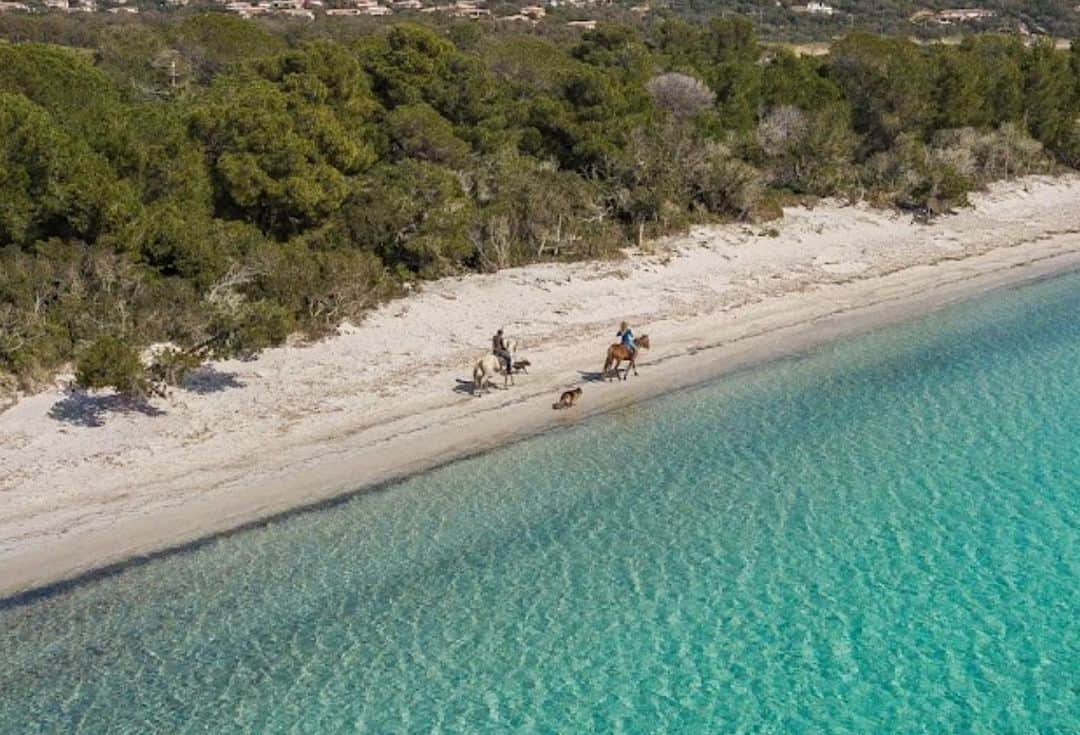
[617,321,636,355]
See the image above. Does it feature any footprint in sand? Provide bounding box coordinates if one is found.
[817,260,870,275]
[931,233,963,252]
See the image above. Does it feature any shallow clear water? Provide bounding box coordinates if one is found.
[3,271,1079,734]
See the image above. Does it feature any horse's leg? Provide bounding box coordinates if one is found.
[630,355,638,377]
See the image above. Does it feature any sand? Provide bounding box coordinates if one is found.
[3,175,1080,600]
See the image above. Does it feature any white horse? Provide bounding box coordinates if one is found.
[471,339,520,396]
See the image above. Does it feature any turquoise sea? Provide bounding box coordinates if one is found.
[2,271,1079,734]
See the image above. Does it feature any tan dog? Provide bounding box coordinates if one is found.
[552,387,582,410]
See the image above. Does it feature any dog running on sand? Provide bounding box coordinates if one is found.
[512,359,531,374]
[552,387,582,410]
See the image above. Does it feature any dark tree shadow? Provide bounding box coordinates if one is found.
[182,366,245,395]
[48,392,166,428]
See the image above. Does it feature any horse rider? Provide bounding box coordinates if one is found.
[617,320,636,356]
[492,328,513,374]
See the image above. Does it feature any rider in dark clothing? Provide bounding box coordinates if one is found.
[492,328,512,374]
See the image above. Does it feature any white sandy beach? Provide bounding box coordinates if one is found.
[3,175,1080,598]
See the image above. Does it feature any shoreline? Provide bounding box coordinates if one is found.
[3,176,1080,601]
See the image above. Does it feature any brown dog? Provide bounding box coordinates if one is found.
[552,387,582,410]
[512,359,531,374]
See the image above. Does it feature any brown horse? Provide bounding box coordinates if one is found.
[603,334,649,381]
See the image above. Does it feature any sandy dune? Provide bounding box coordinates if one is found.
[3,175,1080,599]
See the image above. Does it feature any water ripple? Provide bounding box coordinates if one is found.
[3,272,1079,733]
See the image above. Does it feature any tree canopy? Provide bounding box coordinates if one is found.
[0,14,1077,396]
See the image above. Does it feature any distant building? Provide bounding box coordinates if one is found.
[345,0,394,13]
[566,18,596,29]
[327,3,391,14]
[936,8,995,21]
[549,0,612,7]
[0,1,30,11]
[440,0,489,17]
[278,6,315,17]
[791,1,835,15]
[498,12,535,22]
[910,7,996,25]
[392,0,423,8]
[225,1,268,16]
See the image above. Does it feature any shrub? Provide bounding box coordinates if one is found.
[646,73,716,119]
[146,345,202,387]
[930,125,1054,183]
[249,241,396,329]
[75,335,148,396]
[691,144,764,219]
[205,300,293,360]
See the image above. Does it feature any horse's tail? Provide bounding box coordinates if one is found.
[472,362,484,393]
[602,348,615,380]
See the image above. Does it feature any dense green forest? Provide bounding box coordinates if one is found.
[1,13,1078,396]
